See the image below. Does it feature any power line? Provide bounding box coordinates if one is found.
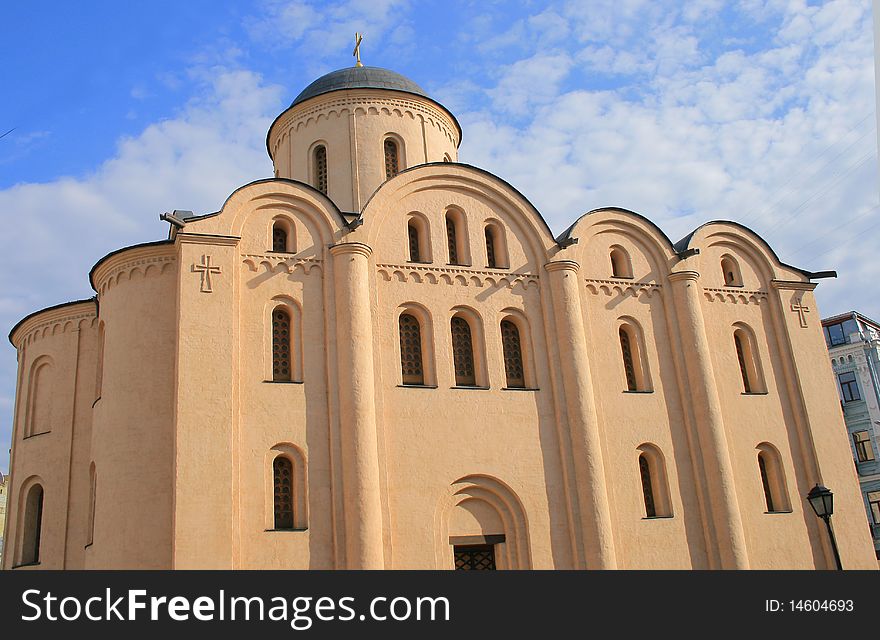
[787,204,880,258]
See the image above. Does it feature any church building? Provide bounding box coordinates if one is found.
[3,60,877,569]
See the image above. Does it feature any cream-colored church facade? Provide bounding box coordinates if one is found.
[3,65,877,570]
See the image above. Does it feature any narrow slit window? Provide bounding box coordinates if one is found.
[501,320,525,388]
[610,246,633,278]
[20,484,44,565]
[485,227,496,268]
[272,223,287,252]
[273,457,294,530]
[384,139,399,179]
[408,223,421,262]
[446,216,459,265]
[639,454,656,518]
[399,313,424,386]
[758,453,775,512]
[620,327,637,391]
[734,333,751,393]
[273,308,292,382]
[314,145,328,194]
[451,316,476,386]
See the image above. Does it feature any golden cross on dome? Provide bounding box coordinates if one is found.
[353,32,364,67]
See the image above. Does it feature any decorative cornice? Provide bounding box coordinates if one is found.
[330,242,373,258]
[377,263,539,289]
[242,254,323,275]
[92,244,177,295]
[544,260,579,274]
[702,288,768,305]
[176,233,241,247]
[584,279,662,299]
[11,302,96,349]
[771,279,817,292]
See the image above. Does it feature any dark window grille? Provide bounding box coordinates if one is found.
[620,327,637,391]
[384,139,399,179]
[272,225,287,252]
[399,314,424,385]
[639,454,656,517]
[273,308,291,381]
[451,317,476,386]
[408,224,420,262]
[485,227,496,268]
[446,217,458,264]
[314,145,328,194]
[501,320,525,388]
[758,453,775,512]
[273,457,294,529]
[735,333,752,393]
[454,544,496,570]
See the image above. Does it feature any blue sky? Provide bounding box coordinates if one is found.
[0,0,877,473]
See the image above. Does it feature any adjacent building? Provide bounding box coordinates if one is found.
[0,472,8,566]
[2,63,877,569]
[823,311,880,559]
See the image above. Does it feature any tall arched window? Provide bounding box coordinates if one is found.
[485,227,497,268]
[637,445,672,518]
[408,223,421,262]
[451,316,476,386]
[399,313,424,386]
[619,321,651,392]
[313,144,328,194]
[272,307,292,382]
[610,246,633,278]
[639,454,656,517]
[620,327,637,391]
[384,138,400,179]
[446,215,459,265]
[756,444,790,513]
[501,320,525,388]
[25,359,53,437]
[721,255,743,287]
[19,483,44,565]
[734,325,765,393]
[483,222,508,269]
[273,456,294,530]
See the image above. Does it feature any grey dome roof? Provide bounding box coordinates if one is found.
[291,66,428,106]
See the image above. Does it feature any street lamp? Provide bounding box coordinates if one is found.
[806,484,843,570]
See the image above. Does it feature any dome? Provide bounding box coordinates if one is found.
[290,66,429,107]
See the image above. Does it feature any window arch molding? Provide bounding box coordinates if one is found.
[15,474,46,567]
[610,244,633,279]
[450,306,487,388]
[721,253,744,287]
[483,219,509,269]
[499,309,536,389]
[733,322,766,394]
[267,297,303,383]
[617,317,652,392]
[397,303,436,386]
[383,133,406,179]
[308,140,329,195]
[636,443,673,518]
[265,444,308,531]
[406,212,432,263]
[24,355,54,438]
[444,206,470,266]
[755,442,791,513]
[269,215,296,253]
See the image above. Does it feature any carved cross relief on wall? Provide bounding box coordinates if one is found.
[790,300,810,328]
[192,254,221,293]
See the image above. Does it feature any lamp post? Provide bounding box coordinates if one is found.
[806,484,843,570]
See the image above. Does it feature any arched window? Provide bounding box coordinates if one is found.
[273,456,294,530]
[25,359,53,437]
[384,138,400,179]
[445,210,468,265]
[272,307,292,382]
[484,222,508,269]
[637,445,673,518]
[399,313,424,386]
[451,316,476,386]
[313,144,328,194]
[408,223,421,262]
[272,223,288,252]
[501,320,525,388]
[19,483,44,565]
[610,246,633,278]
[639,454,656,517]
[619,322,650,391]
[734,326,765,393]
[756,444,790,512]
[446,215,459,265]
[721,255,743,287]
[485,227,497,268]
